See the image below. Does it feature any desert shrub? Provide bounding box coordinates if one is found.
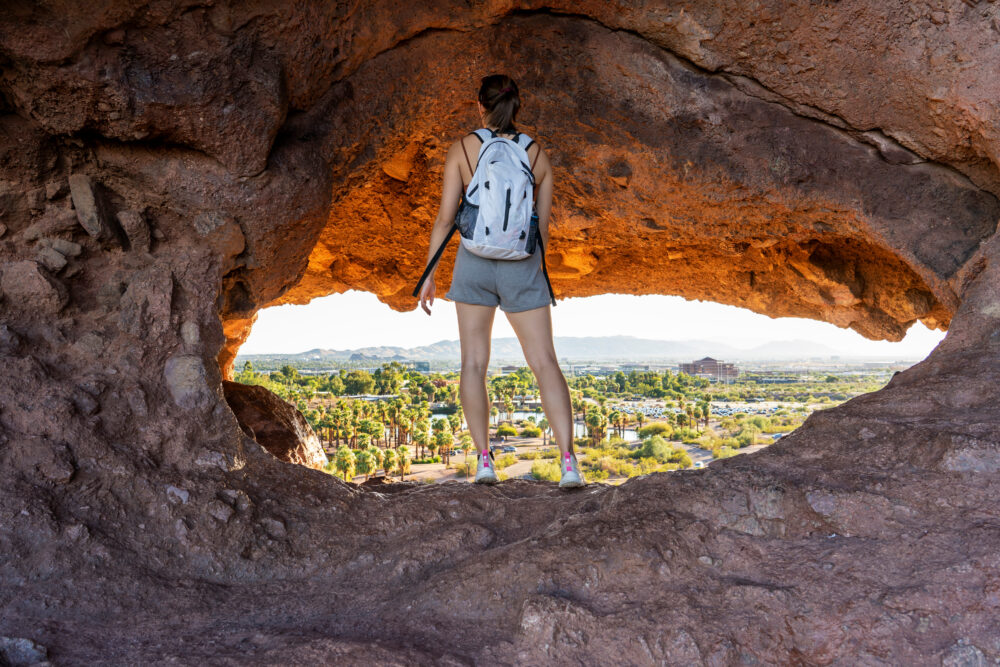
[518,451,541,460]
[540,448,559,459]
[519,426,542,438]
[637,422,672,439]
[673,427,701,444]
[496,424,517,437]
[494,453,517,469]
[531,460,561,481]
[586,468,610,481]
[574,437,590,448]
[452,461,474,478]
[633,436,672,462]
[713,445,740,459]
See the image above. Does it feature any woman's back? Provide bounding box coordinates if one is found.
[457,129,546,192]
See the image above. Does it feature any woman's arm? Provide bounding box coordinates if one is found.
[531,146,553,247]
[417,140,465,314]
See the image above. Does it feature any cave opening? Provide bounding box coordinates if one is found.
[219,288,945,486]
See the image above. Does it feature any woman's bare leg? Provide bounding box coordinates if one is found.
[455,302,497,456]
[504,305,574,455]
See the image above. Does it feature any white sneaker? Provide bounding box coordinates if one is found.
[475,448,499,484]
[559,450,585,488]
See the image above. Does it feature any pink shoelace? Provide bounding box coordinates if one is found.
[482,449,490,468]
[565,451,573,472]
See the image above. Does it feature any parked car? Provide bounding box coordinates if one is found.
[501,445,516,453]
[694,461,705,469]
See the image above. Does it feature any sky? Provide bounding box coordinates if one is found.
[239,290,946,359]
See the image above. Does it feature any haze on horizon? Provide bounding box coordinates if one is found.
[239,290,946,360]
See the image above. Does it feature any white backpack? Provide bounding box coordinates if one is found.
[413,128,555,306]
[457,128,536,259]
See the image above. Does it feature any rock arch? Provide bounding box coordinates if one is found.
[0,3,998,662]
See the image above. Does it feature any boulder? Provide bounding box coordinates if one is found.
[222,380,329,469]
[163,354,215,413]
[116,210,150,252]
[68,174,112,241]
[0,260,68,314]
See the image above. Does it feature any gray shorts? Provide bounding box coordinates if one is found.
[445,242,552,312]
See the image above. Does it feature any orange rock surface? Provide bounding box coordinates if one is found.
[1,3,1000,663]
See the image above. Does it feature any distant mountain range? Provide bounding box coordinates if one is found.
[236,335,862,363]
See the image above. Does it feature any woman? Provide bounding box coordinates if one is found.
[416,74,585,488]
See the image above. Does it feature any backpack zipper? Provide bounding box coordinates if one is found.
[502,187,511,232]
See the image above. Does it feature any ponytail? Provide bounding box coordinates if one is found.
[478,74,520,133]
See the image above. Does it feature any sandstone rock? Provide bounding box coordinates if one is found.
[0,222,7,237]
[192,211,245,266]
[71,332,104,358]
[116,210,150,252]
[1,4,1000,664]
[382,142,421,182]
[219,488,251,512]
[39,237,82,257]
[96,279,126,309]
[163,355,214,412]
[166,485,189,504]
[0,260,68,314]
[45,180,68,200]
[0,324,21,353]
[68,174,113,241]
[221,380,328,469]
[25,188,45,212]
[124,384,149,417]
[206,499,234,523]
[180,320,200,348]
[23,208,78,241]
[260,517,286,539]
[71,390,99,416]
[0,636,49,666]
[36,246,67,272]
[117,267,174,339]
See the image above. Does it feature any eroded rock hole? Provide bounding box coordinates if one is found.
[220,291,945,486]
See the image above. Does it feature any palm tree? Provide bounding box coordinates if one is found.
[333,445,356,482]
[366,445,382,477]
[355,448,375,481]
[396,445,411,480]
[608,410,621,439]
[538,417,549,447]
[382,447,397,477]
[434,430,452,462]
[585,406,608,447]
[460,433,473,465]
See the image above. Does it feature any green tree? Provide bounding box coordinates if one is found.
[355,448,375,481]
[434,430,452,459]
[396,445,411,480]
[460,433,474,465]
[381,447,397,476]
[333,445,356,482]
[343,370,375,395]
[538,417,549,447]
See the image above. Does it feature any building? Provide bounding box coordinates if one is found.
[499,365,521,375]
[402,360,430,372]
[679,357,739,381]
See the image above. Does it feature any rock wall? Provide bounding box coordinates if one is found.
[1,2,999,663]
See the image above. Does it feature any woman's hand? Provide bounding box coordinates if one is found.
[418,274,436,315]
